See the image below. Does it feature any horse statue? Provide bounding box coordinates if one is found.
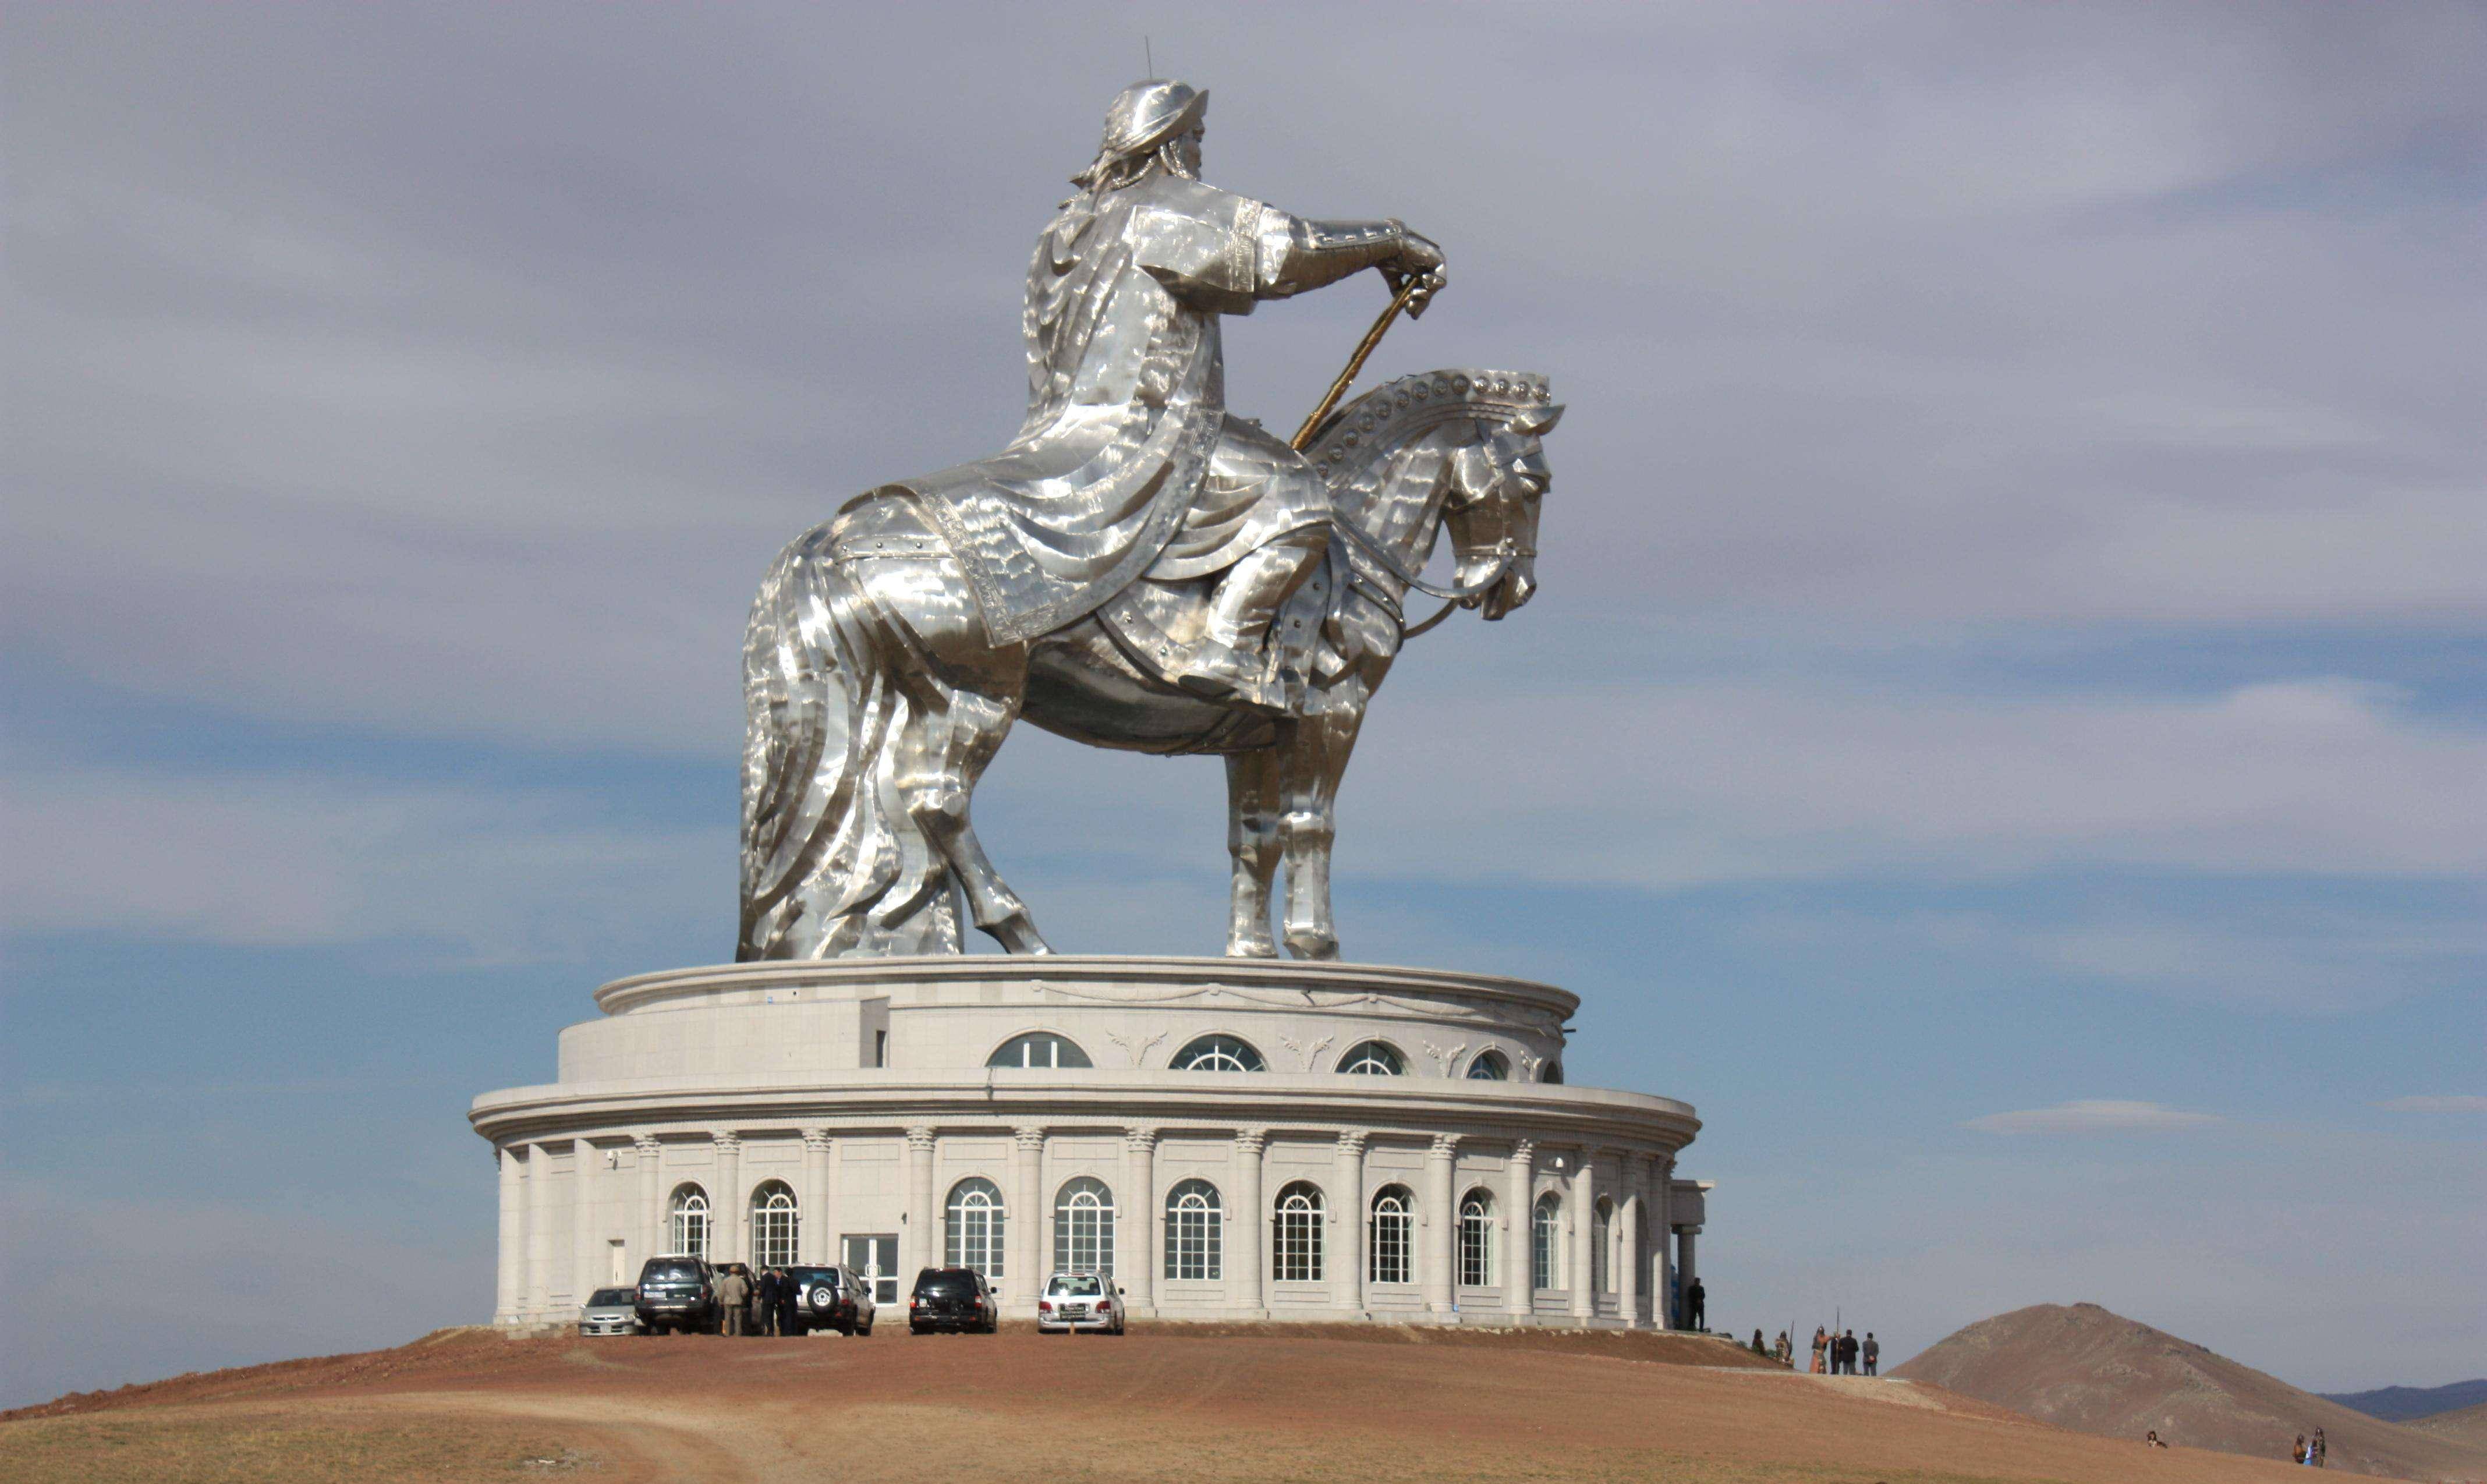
[738,368,1559,961]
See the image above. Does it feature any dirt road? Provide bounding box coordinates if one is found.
[1,1323,2355,1483]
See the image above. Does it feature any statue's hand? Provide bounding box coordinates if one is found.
[1394,229,1445,275]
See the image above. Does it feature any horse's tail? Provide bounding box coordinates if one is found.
[736,533,956,959]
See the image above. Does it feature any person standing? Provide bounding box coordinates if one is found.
[716,1265,749,1337]
[2313,1428,2326,1468]
[1840,1329,1858,1374]
[755,1268,782,1336]
[1774,1331,1791,1366]
[1862,1332,1880,1376]
[1810,1326,1828,1375]
[773,1269,800,1338]
[1686,1277,1706,1331]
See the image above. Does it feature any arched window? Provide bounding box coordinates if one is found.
[1054,1177,1115,1277]
[1367,1186,1413,1285]
[668,1184,711,1259]
[1541,1060,1564,1085]
[1164,1178,1223,1281]
[1592,1196,1614,1295]
[750,1180,799,1268]
[1337,1040,1405,1075]
[1273,1181,1324,1283]
[945,1177,1005,1278]
[987,1032,1093,1069]
[1466,1049,1511,1081]
[1459,1190,1496,1288]
[1170,1035,1264,1072]
[1532,1192,1563,1292]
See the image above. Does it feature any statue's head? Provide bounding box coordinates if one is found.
[1074,80,1207,192]
[1450,397,1562,621]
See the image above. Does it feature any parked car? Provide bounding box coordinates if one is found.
[578,1286,643,1337]
[1035,1272,1125,1336]
[782,1265,876,1336]
[908,1267,998,1334]
[633,1255,720,1334]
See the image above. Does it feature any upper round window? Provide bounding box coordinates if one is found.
[1337,1040,1405,1075]
[988,1032,1093,1069]
[1540,1060,1564,1085]
[1170,1035,1265,1072]
[1465,1050,1510,1081]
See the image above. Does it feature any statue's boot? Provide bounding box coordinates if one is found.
[1174,534,1323,714]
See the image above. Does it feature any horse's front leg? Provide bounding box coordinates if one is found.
[895,660,1051,956]
[1224,745,1283,957]
[1280,700,1365,961]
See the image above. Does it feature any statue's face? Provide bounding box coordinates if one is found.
[1169,126,1203,176]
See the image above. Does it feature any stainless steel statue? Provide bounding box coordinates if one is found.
[739,80,1560,961]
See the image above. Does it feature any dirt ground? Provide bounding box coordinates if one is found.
[1,1323,2354,1483]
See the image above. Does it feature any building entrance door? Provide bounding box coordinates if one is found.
[844,1234,899,1306]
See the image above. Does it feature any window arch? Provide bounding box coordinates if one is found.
[1053,1177,1115,1277]
[1592,1196,1615,1295]
[1337,1040,1405,1075]
[1164,1178,1223,1281]
[668,1184,711,1259]
[1466,1049,1511,1081]
[750,1180,799,1268]
[1540,1060,1564,1085]
[1532,1192,1563,1292]
[1170,1034,1264,1072]
[945,1177,1005,1278]
[1273,1181,1324,1283]
[1367,1185,1414,1285]
[1458,1189,1496,1288]
[987,1032,1092,1069]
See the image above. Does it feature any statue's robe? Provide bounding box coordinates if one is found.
[905,173,1330,645]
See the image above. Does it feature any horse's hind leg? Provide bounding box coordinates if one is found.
[1281,703,1365,961]
[1224,744,1283,957]
[895,674,1051,955]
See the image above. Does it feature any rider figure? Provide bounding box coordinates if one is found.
[907,79,1445,710]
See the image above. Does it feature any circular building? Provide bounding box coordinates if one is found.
[472,956,1711,1329]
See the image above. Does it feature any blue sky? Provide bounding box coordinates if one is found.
[5,2,2482,1408]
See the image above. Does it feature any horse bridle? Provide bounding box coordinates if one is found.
[1327,515,1529,639]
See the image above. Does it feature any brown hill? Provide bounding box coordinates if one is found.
[0,1321,2380,1484]
[2416,1402,2487,1451]
[1894,1302,2487,1482]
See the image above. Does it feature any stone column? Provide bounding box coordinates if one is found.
[1677,1224,1700,1329]
[1617,1152,1643,1329]
[1504,1138,1535,1321]
[635,1134,663,1265]
[1333,1131,1367,1315]
[525,1142,554,1319]
[1650,1154,1675,1328]
[1568,1152,1596,1322]
[905,1126,937,1278]
[571,1138,598,1305]
[1423,1134,1459,1317]
[1121,1127,1157,1316]
[801,1128,834,1265]
[1009,1126,1044,1310]
[494,1145,523,1324]
[713,1133,743,1265]
[1232,1128,1267,1318]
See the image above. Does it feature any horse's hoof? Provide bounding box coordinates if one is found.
[1283,930,1340,961]
[1224,939,1280,959]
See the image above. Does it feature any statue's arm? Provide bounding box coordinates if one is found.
[1253,209,1443,298]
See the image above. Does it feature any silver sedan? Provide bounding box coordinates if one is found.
[1035,1273,1125,1335]
[578,1287,642,1337]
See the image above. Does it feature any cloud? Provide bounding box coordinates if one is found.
[2379,1095,2487,1114]
[1965,1100,2224,1135]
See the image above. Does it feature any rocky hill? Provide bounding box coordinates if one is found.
[1893,1302,2487,1482]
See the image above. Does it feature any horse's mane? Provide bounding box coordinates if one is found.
[1303,368,1553,506]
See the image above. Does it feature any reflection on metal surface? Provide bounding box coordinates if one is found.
[738,81,1563,963]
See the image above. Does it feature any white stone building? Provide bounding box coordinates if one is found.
[472,956,1709,1327]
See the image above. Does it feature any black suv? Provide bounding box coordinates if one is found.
[782,1265,876,1337]
[634,1255,720,1335]
[909,1267,998,1334]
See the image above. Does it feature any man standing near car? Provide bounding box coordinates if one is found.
[773,1269,800,1338]
[716,1265,749,1336]
[754,1267,781,1336]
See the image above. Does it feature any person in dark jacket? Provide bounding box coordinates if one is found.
[755,1268,783,1336]
[1685,1277,1706,1331]
[1862,1333,1880,1375]
[771,1269,799,1337]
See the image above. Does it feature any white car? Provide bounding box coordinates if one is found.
[1035,1272,1125,1335]
[578,1286,642,1337]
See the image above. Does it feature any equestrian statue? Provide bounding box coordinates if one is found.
[739,79,1562,962]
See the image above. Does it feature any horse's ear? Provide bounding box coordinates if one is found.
[1507,402,1565,437]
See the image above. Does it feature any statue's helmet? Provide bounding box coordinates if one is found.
[1099,79,1208,160]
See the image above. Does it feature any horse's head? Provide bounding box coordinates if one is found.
[1447,396,1561,620]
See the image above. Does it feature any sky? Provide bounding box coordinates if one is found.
[3,2,2482,1409]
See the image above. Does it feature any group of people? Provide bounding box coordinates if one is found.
[2293,1428,2328,1467]
[1808,1326,1877,1375]
[712,1263,805,1337]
